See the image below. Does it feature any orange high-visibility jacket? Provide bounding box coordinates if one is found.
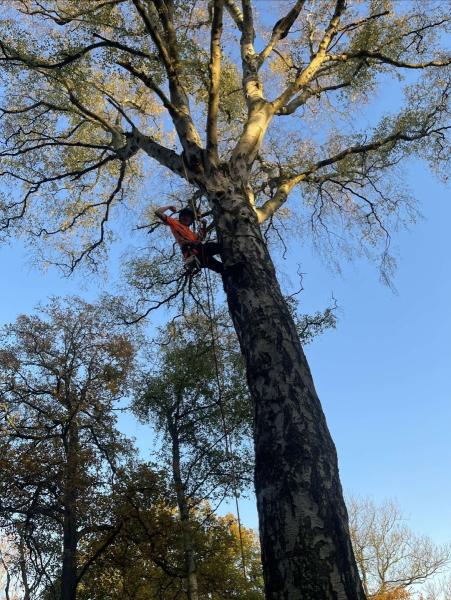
[164,216,200,253]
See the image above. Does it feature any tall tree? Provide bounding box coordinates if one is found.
[348,496,451,599]
[0,2,449,597]
[0,298,137,600]
[78,490,265,600]
[133,312,254,600]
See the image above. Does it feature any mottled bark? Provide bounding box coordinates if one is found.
[61,422,79,600]
[208,172,365,600]
[169,417,199,600]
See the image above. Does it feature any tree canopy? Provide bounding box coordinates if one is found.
[0,0,448,279]
[0,298,137,598]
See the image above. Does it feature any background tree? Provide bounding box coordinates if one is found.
[348,496,451,599]
[76,465,264,600]
[0,298,137,600]
[133,310,253,600]
[420,575,451,600]
[1,534,24,600]
[129,296,336,599]
[0,1,449,596]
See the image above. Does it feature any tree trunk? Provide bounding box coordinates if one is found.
[209,174,366,600]
[19,536,31,600]
[169,417,199,600]
[61,422,79,600]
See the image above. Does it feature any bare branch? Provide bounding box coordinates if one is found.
[327,50,451,70]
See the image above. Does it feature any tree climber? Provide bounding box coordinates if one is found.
[155,205,224,274]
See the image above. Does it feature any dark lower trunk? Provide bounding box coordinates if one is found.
[61,423,79,600]
[210,180,365,600]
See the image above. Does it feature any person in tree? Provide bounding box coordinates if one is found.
[155,204,223,274]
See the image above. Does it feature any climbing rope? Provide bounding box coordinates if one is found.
[203,265,247,579]
[166,196,247,576]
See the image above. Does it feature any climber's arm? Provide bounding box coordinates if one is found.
[155,205,177,222]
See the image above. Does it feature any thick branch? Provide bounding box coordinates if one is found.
[238,0,263,106]
[206,0,224,164]
[131,0,173,73]
[131,0,203,158]
[224,0,243,31]
[273,0,346,112]
[134,131,188,180]
[258,0,306,68]
[255,124,449,222]
[327,50,451,69]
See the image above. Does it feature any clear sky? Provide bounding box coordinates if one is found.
[302,166,451,545]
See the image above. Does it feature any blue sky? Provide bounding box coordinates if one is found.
[302,167,451,545]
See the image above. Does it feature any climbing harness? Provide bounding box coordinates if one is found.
[203,266,247,579]
[184,252,202,274]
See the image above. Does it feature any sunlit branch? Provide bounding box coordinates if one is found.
[258,0,306,69]
[327,50,451,69]
[131,0,203,158]
[131,0,173,72]
[273,0,346,112]
[224,0,243,31]
[237,0,264,106]
[255,122,449,222]
[206,0,224,164]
